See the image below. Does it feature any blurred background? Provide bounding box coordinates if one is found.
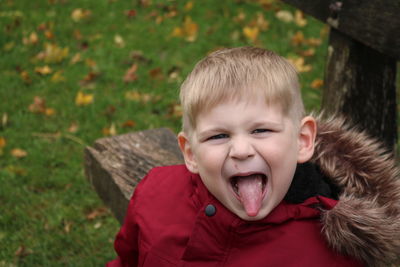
[0,0,329,265]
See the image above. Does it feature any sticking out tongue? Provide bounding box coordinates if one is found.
[236,174,264,217]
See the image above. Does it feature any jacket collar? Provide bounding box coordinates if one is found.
[313,115,400,266]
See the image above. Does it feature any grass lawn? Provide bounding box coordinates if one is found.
[0,0,328,265]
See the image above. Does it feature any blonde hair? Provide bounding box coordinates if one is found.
[179,47,305,134]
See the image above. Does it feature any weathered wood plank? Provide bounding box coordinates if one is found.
[84,128,183,224]
[321,29,397,150]
[281,0,400,59]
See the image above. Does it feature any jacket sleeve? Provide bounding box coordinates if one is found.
[106,174,150,267]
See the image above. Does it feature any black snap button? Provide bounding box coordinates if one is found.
[205,204,216,217]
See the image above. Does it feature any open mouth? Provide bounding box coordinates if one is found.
[229,173,268,217]
[229,174,268,199]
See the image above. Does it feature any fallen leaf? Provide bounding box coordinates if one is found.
[63,221,72,233]
[80,71,99,86]
[73,29,83,40]
[44,30,54,40]
[291,31,305,46]
[114,34,125,48]
[29,96,46,113]
[233,11,246,23]
[123,64,138,83]
[125,9,137,18]
[68,122,79,133]
[243,26,259,42]
[75,91,94,106]
[15,245,33,257]
[70,53,82,64]
[85,58,97,69]
[184,1,194,11]
[311,79,324,89]
[275,10,293,23]
[102,123,117,136]
[94,222,102,229]
[0,137,6,149]
[34,65,52,75]
[248,12,269,31]
[125,90,155,103]
[71,8,92,22]
[149,67,163,80]
[20,71,32,84]
[23,32,39,45]
[3,41,15,51]
[122,120,136,128]
[169,103,183,118]
[11,148,27,158]
[45,108,55,116]
[86,206,109,220]
[28,96,55,116]
[103,105,116,118]
[306,37,322,46]
[5,165,27,176]
[294,10,307,27]
[287,57,312,73]
[171,16,198,42]
[51,70,65,83]
[300,48,315,57]
[1,113,8,128]
[36,43,69,63]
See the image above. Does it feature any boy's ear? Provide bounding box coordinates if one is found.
[177,132,199,173]
[297,116,317,163]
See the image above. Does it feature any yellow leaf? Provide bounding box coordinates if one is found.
[0,137,6,149]
[300,48,315,57]
[243,26,259,42]
[311,79,324,89]
[45,108,56,116]
[35,65,52,75]
[20,71,32,84]
[255,12,269,31]
[294,10,307,27]
[306,37,322,47]
[171,16,198,42]
[11,148,27,158]
[3,41,15,51]
[42,43,69,63]
[75,91,94,106]
[28,32,39,45]
[71,8,91,22]
[51,70,65,83]
[114,34,125,48]
[275,10,293,23]
[171,27,184,37]
[287,57,312,73]
[183,16,198,42]
[70,53,81,65]
[102,123,117,136]
[291,31,304,46]
[184,1,194,11]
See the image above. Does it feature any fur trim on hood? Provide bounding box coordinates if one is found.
[313,116,400,266]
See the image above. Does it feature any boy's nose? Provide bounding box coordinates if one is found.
[229,137,255,160]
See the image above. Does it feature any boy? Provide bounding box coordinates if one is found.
[108,47,400,266]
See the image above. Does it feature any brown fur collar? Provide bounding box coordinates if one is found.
[312,116,400,266]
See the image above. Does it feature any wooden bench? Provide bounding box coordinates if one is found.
[84,1,399,223]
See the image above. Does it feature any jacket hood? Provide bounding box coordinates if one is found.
[312,116,400,266]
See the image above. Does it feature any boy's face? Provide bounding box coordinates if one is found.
[178,98,316,221]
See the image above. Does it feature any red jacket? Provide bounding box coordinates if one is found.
[107,165,363,267]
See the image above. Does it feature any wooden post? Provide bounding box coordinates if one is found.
[322,29,397,150]
[280,0,400,150]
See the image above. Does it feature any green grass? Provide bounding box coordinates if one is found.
[0,0,328,265]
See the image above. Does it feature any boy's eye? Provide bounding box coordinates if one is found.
[207,133,229,140]
[252,129,270,134]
